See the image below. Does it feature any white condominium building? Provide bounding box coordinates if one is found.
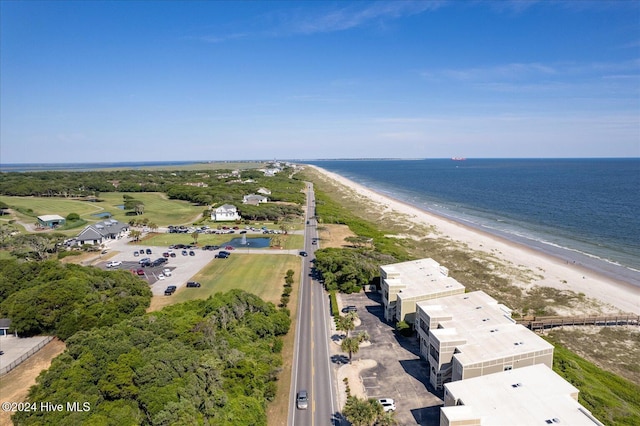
[441,364,604,426]
[380,258,465,324]
[416,290,554,390]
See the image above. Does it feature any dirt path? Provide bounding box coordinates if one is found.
[0,338,66,426]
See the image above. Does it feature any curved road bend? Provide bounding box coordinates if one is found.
[290,182,339,425]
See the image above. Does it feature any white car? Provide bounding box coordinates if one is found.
[157,274,166,280]
[162,268,172,277]
[106,260,122,268]
[378,398,396,412]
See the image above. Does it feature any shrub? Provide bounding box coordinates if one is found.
[396,320,413,337]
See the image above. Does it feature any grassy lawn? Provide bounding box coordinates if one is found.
[91,192,204,226]
[0,195,103,220]
[149,253,301,311]
[0,193,205,228]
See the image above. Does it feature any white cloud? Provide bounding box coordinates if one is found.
[289,1,445,34]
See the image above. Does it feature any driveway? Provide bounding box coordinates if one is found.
[337,291,443,425]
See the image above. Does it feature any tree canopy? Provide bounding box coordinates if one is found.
[0,259,152,339]
[314,248,396,293]
[12,290,291,426]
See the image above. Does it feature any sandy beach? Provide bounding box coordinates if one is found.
[308,165,640,316]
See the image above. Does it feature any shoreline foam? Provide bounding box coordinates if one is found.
[307,165,640,315]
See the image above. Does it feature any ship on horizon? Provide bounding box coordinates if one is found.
[451,157,466,161]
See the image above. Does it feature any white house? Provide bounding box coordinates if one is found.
[212,204,241,222]
[257,187,272,195]
[242,194,269,205]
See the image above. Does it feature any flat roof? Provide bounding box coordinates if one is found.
[420,291,553,364]
[442,364,604,425]
[381,258,465,297]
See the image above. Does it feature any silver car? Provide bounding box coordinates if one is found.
[296,390,308,410]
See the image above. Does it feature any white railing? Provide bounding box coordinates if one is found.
[0,336,54,376]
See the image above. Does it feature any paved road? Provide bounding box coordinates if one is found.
[290,183,339,425]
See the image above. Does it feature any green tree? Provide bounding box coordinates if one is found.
[336,312,357,338]
[340,331,369,364]
[343,396,383,426]
[66,212,80,221]
[129,230,142,242]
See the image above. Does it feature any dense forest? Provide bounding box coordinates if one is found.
[0,259,152,339]
[0,166,306,207]
[12,290,291,426]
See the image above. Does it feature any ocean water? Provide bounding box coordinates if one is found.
[306,159,640,285]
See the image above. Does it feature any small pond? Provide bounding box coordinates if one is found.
[223,237,271,248]
[91,212,113,218]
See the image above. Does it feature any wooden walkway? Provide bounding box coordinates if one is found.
[516,314,639,331]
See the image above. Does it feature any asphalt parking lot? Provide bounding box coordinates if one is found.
[96,239,224,296]
[338,291,443,425]
[96,235,301,296]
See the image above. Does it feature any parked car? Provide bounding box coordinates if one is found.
[296,390,308,410]
[224,246,234,250]
[139,257,151,264]
[170,252,176,257]
[189,250,195,256]
[146,248,152,254]
[157,274,166,280]
[342,305,358,313]
[182,250,188,256]
[162,268,172,277]
[140,260,152,267]
[378,398,396,412]
[186,281,201,288]
[164,285,177,296]
[106,260,122,268]
[215,251,230,259]
[134,251,140,257]
[299,251,308,257]
[163,252,170,257]
[139,249,145,254]
[136,269,145,276]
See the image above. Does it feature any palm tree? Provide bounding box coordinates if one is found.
[336,313,357,338]
[129,230,141,242]
[343,396,383,426]
[341,330,369,364]
[341,337,361,364]
[376,410,399,426]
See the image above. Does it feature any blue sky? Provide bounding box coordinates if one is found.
[1,0,638,163]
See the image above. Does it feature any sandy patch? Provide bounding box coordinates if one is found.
[0,338,66,426]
